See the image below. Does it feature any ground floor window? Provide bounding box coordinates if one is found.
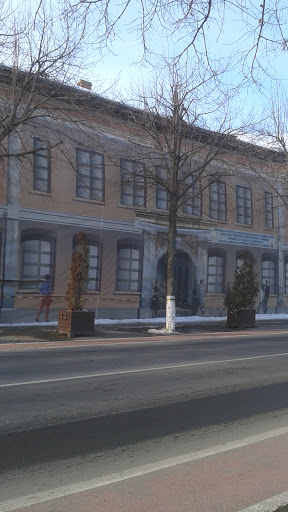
[207,251,225,293]
[116,240,142,291]
[262,257,276,294]
[21,236,55,289]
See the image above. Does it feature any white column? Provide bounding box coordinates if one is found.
[1,133,21,309]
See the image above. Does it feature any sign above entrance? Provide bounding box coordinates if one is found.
[209,228,276,249]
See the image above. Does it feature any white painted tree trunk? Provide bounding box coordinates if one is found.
[166,295,176,332]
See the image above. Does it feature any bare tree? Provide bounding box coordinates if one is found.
[65,0,288,79]
[243,87,288,208]
[0,0,96,161]
[118,63,248,331]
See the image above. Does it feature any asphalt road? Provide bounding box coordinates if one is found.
[1,331,288,511]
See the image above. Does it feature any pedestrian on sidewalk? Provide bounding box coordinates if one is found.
[150,280,160,318]
[262,279,270,314]
[257,284,265,314]
[191,280,200,316]
[199,278,206,315]
[35,274,53,322]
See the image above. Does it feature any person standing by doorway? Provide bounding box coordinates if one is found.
[263,279,270,314]
[35,274,53,322]
[150,280,160,318]
[191,280,200,316]
[199,278,206,315]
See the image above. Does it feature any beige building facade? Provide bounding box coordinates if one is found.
[0,81,287,323]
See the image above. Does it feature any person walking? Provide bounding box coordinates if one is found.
[191,280,200,316]
[262,279,270,314]
[150,280,160,318]
[199,278,206,315]
[35,274,53,322]
[257,284,265,314]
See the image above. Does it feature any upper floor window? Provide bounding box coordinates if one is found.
[209,181,226,221]
[120,159,145,207]
[207,251,225,293]
[156,167,169,210]
[21,236,55,289]
[236,185,252,225]
[76,149,104,201]
[183,174,202,216]
[33,138,50,193]
[265,191,274,228]
[116,240,142,292]
[262,257,276,294]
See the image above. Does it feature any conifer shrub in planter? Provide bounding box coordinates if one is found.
[58,232,95,338]
[225,250,259,329]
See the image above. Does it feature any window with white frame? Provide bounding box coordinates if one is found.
[209,181,226,221]
[76,149,104,201]
[120,159,145,207]
[265,191,274,228]
[33,138,51,193]
[116,241,142,291]
[155,166,169,210]
[236,185,252,225]
[183,174,202,216]
[262,257,276,294]
[21,236,55,289]
[207,252,225,293]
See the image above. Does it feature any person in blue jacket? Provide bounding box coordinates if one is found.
[35,274,53,322]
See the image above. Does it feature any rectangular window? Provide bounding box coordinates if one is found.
[21,238,55,289]
[207,254,225,293]
[265,192,273,228]
[76,149,104,201]
[87,242,101,291]
[33,138,50,193]
[121,159,145,207]
[117,245,142,291]
[156,166,169,210]
[183,174,202,216]
[209,181,226,221]
[236,185,252,225]
[262,259,276,294]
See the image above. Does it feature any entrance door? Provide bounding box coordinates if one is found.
[157,250,192,308]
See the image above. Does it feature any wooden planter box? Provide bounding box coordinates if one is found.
[57,310,95,338]
[227,309,256,329]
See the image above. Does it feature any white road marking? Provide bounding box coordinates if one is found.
[1,426,288,512]
[0,329,286,352]
[238,489,288,511]
[1,351,288,389]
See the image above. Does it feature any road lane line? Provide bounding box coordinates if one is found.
[1,426,288,512]
[0,329,287,351]
[1,351,288,389]
[238,489,288,511]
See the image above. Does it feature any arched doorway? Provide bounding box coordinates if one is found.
[157,250,193,309]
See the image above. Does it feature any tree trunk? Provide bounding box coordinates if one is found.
[166,203,177,331]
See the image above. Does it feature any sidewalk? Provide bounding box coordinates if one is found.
[0,314,287,344]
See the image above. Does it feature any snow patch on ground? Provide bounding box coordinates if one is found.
[0,313,287,328]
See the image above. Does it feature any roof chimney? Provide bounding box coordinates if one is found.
[77,79,92,90]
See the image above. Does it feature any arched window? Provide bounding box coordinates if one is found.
[262,256,276,294]
[21,235,55,289]
[207,250,225,293]
[116,240,142,291]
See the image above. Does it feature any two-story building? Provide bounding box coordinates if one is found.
[0,73,287,322]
